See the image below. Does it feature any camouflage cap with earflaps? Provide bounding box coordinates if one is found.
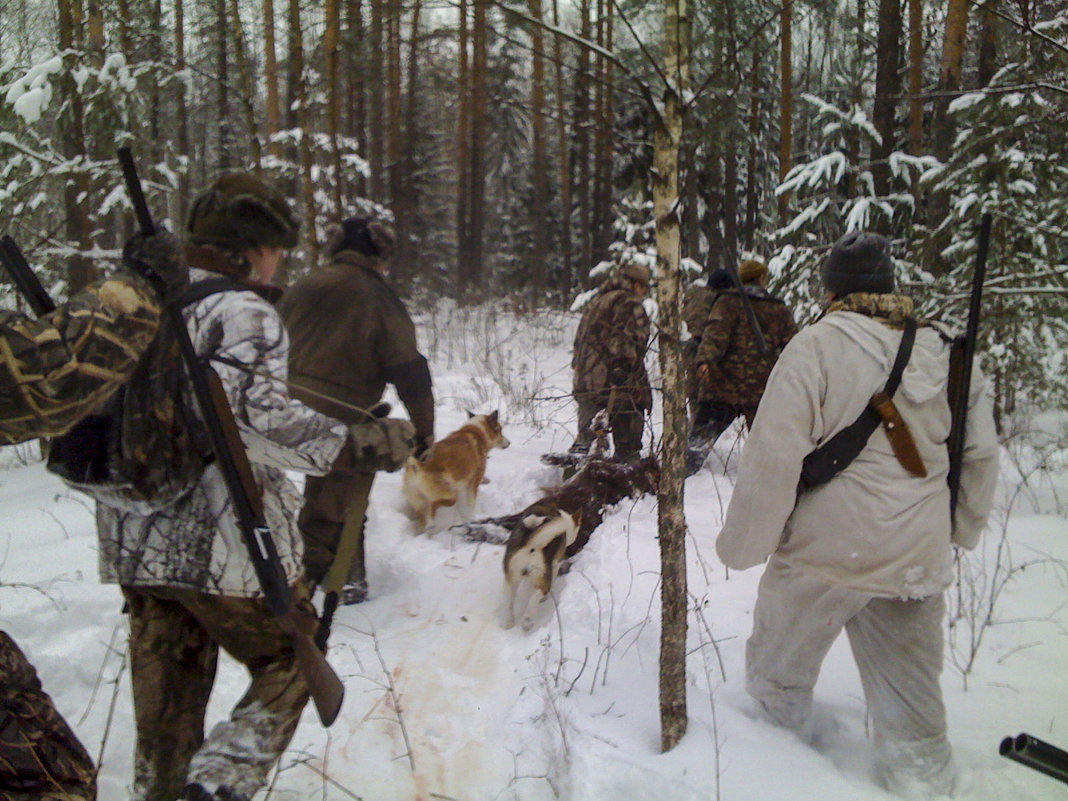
[186,172,299,251]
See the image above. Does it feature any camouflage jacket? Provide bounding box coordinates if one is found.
[96,266,350,598]
[0,273,160,446]
[279,250,434,439]
[695,287,798,407]
[572,278,652,410]
[682,283,722,345]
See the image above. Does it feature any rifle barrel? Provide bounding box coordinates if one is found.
[0,235,57,316]
[948,212,992,513]
[1000,733,1068,785]
[117,148,344,726]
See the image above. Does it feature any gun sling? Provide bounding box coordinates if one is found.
[800,316,919,489]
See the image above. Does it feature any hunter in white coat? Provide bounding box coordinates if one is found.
[717,232,999,798]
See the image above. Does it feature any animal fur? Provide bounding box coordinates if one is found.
[502,507,581,629]
[496,454,659,628]
[403,410,510,531]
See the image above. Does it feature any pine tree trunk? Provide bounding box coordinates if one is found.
[551,0,573,301]
[908,0,924,208]
[656,0,689,755]
[175,0,191,222]
[264,0,282,161]
[400,0,422,286]
[872,0,902,200]
[324,0,343,216]
[456,0,471,296]
[576,0,592,286]
[468,0,488,296]
[346,0,367,198]
[57,0,95,290]
[777,0,793,223]
[228,0,263,174]
[216,0,232,168]
[369,0,386,200]
[528,0,549,303]
[744,44,761,250]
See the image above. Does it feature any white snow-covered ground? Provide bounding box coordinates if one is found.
[1,303,1065,801]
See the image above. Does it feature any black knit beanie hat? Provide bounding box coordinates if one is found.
[822,231,895,297]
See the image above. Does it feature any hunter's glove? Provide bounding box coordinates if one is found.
[349,417,416,472]
[122,229,189,297]
[609,366,629,388]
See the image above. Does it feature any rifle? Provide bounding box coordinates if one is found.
[947,212,992,514]
[725,259,768,356]
[117,147,344,726]
[999,733,1068,785]
[0,235,57,316]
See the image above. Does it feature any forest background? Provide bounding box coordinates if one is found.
[0,0,1066,776]
[1,0,1067,428]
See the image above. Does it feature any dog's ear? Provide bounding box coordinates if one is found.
[488,410,499,424]
[522,514,547,530]
[466,409,475,419]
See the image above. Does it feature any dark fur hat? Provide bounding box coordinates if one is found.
[324,216,395,261]
[823,231,895,297]
[186,172,298,251]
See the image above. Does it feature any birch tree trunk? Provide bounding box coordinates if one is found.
[656,0,689,754]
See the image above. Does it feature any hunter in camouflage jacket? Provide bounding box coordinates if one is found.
[572,276,653,411]
[695,285,797,408]
[0,270,164,801]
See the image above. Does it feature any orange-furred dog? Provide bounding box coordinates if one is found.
[403,411,510,532]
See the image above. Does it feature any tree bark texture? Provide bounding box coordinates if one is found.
[777,0,793,223]
[529,0,549,302]
[872,0,902,199]
[656,0,690,755]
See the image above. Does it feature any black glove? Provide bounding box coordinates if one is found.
[609,366,629,388]
[122,229,189,297]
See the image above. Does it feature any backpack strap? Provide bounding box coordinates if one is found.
[799,316,917,489]
[173,276,246,310]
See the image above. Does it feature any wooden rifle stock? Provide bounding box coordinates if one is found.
[947,212,991,515]
[117,148,344,726]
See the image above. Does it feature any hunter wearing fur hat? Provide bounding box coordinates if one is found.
[279,215,435,604]
[95,175,415,801]
[688,257,798,475]
[570,260,653,461]
[715,231,999,797]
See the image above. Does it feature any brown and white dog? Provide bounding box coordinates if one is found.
[403,410,510,532]
[500,455,659,629]
[503,507,581,629]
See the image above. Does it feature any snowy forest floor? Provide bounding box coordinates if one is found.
[1,302,1065,801]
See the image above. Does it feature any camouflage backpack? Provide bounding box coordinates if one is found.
[47,278,239,512]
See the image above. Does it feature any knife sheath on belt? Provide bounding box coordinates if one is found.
[869,390,927,477]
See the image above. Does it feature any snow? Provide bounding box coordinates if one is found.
[1,306,1066,801]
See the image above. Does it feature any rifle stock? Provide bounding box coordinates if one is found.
[947,212,992,514]
[0,235,57,316]
[118,148,344,726]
